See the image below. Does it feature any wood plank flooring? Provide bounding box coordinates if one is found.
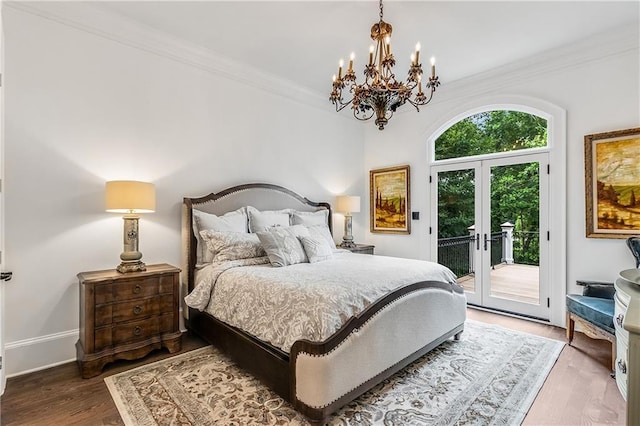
[458,263,541,304]
[0,309,626,425]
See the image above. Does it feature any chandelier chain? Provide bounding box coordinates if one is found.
[379,0,384,21]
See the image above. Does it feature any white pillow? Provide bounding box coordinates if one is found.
[256,225,309,267]
[300,235,334,263]
[306,225,337,249]
[247,206,291,233]
[193,208,248,266]
[199,230,265,262]
[291,209,329,227]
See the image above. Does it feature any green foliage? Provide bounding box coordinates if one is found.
[435,110,547,160]
[436,110,546,265]
[437,169,475,238]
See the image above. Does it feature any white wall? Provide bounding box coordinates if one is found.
[3,6,364,375]
[362,24,639,324]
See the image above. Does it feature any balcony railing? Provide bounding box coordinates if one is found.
[437,235,474,278]
[438,223,539,278]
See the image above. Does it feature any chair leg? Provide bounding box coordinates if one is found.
[611,338,617,378]
[566,312,575,344]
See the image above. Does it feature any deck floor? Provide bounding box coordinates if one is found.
[458,263,540,305]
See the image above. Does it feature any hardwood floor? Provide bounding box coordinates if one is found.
[467,309,626,425]
[0,309,626,425]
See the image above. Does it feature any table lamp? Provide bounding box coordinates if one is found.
[105,180,155,273]
[336,195,360,248]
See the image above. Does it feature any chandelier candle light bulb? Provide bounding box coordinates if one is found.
[431,56,436,77]
[329,0,440,130]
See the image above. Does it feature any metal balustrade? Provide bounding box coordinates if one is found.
[438,227,539,278]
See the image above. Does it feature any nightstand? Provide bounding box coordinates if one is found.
[76,263,182,378]
[341,244,375,255]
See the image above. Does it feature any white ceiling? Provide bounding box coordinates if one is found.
[89,1,639,96]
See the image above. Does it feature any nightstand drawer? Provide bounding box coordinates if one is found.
[77,263,182,378]
[95,313,174,350]
[95,294,174,326]
[341,244,375,255]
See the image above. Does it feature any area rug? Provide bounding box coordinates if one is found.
[105,320,564,425]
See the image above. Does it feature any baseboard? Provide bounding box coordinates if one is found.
[5,329,79,378]
[5,307,188,378]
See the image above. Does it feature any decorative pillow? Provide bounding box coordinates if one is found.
[247,206,291,233]
[193,208,248,266]
[291,209,329,227]
[199,230,266,262]
[256,225,309,267]
[300,235,334,264]
[306,225,337,249]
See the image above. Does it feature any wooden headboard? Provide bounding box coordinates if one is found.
[181,183,332,296]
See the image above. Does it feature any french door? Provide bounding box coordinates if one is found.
[432,153,550,320]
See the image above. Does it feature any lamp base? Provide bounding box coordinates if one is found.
[339,241,357,249]
[117,260,146,273]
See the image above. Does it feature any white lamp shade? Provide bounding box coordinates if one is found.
[105,181,156,213]
[336,195,361,213]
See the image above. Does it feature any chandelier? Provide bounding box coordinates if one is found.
[330,0,440,130]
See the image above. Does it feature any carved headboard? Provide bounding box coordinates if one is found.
[181,183,332,296]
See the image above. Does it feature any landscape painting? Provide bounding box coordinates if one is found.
[585,127,640,238]
[370,165,410,234]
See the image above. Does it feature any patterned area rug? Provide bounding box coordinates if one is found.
[105,321,564,425]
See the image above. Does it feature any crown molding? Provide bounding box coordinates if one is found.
[4,1,327,109]
[437,23,639,105]
[6,2,638,118]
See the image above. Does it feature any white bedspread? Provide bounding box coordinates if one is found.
[184,252,458,353]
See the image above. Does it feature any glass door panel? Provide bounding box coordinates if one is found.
[481,155,548,319]
[435,165,481,305]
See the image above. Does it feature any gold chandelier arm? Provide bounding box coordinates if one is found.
[353,107,375,122]
[333,98,353,113]
[406,88,435,110]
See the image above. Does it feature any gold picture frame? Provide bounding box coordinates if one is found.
[585,127,640,238]
[370,164,411,234]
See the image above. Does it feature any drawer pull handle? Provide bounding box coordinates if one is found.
[133,326,142,336]
[133,306,142,315]
[133,285,141,294]
[618,359,627,374]
[616,314,624,327]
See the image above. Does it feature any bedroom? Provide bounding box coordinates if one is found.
[1,0,639,424]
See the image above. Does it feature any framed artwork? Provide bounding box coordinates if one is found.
[370,164,410,234]
[585,127,640,238]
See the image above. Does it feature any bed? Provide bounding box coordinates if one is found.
[181,183,466,423]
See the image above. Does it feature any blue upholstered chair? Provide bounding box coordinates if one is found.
[566,280,616,374]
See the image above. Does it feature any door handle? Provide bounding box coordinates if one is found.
[483,233,488,251]
[1,272,12,282]
[476,233,480,250]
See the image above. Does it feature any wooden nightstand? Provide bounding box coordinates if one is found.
[76,263,182,378]
[341,244,375,255]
